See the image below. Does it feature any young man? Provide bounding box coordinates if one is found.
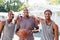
[0,11,15,40]
[16,7,39,40]
[38,10,59,40]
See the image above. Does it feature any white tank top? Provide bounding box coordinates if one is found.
[41,20,55,40]
[2,20,15,40]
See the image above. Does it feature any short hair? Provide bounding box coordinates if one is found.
[8,10,13,14]
[44,10,52,15]
[23,7,28,11]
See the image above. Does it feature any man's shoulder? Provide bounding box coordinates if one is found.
[53,23,58,27]
[0,21,6,26]
[1,20,6,24]
[31,16,36,19]
[52,21,58,29]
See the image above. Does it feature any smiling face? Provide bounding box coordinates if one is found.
[8,11,14,20]
[23,8,29,17]
[44,10,52,20]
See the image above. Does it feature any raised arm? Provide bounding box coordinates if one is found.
[31,16,44,33]
[37,17,44,24]
[53,24,59,40]
[31,16,39,33]
[15,16,22,33]
[32,16,44,25]
[0,21,5,38]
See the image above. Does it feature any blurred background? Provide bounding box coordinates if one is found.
[0,0,60,40]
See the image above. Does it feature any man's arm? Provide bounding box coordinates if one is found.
[0,21,5,38]
[15,16,22,33]
[53,24,59,40]
[32,16,44,24]
[37,17,44,24]
[31,16,39,33]
[31,16,44,33]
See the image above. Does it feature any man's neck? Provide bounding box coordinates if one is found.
[46,19,52,23]
[8,19,12,24]
[24,15,29,19]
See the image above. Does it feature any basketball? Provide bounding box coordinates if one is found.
[16,29,32,39]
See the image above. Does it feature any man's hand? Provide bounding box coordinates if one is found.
[32,29,40,33]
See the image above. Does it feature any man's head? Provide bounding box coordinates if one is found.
[23,7,29,16]
[8,11,14,20]
[44,10,52,20]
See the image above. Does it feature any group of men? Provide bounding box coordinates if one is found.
[0,7,59,40]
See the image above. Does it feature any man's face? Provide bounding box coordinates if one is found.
[44,11,52,20]
[8,12,14,19]
[23,8,29,16]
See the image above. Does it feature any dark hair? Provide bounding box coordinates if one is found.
[44,10,52,15]
[8,10,13,14]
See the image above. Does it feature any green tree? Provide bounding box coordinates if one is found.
[0,0,29,12]
[5,1,11,12]
[48,0,60,5]
[0,4,6,12]
[5,0,26,12]
[0,0,4,4]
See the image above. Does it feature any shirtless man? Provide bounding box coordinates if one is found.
[38,10,59,40]
[0,11,15,40]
